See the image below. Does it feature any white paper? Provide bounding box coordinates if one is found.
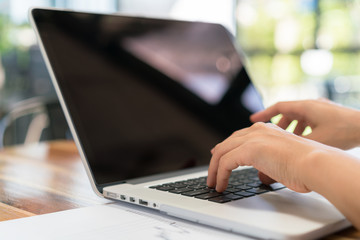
[0,202,250,240]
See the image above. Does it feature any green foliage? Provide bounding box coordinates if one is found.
[0,14,11,53]
[237,0,360,87]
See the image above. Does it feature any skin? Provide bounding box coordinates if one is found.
[207,99,360,229]
[251,98,360,150]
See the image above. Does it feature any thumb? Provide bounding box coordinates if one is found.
[258,171,276,185]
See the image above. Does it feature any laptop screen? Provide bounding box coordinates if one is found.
[32,9,263,189]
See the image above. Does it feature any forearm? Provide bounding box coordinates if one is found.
[351,110,360,147]
[303,148,360,229]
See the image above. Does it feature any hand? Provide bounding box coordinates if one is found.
[250,99,360,150]
[207,122,330,193]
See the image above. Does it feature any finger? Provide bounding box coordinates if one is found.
[251,101,305,123]
[208,145,228,187]
[215,145,253,192]
[277,116,292,130]
[302,130,324,144]
[207,154,219,187]
[293,120,307,136]
[250,105,282,123]
[207,128,252,187]
[215,156,241,192]
[207,137,248,187]
[258,171,276,185]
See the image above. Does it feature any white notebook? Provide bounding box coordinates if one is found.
[0,202,249,240]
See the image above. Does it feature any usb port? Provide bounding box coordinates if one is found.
[120,195,126,200]
[107,192,117,198]
[139,199,148,206]
[129,197,135,203]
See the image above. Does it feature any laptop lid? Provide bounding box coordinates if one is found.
[30,8,263,194]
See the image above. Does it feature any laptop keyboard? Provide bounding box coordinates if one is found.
[150,168,285,203]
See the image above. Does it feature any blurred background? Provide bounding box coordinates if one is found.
[0,0,359,147]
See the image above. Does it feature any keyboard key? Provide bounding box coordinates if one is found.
[169,187,193,194]
[224,193,243,200]
[169,183,188,188]
[230,181,243,186]
[195,191,223,200]
[188,184,206,190]
[224,187,239,193]
[247,182,263,188]
[234,191,255,197]
[234,184,252,190]
[182,189,211,197]
[208,196,232,203]
[241,179,253,184]
[269,183,286,191]
[246,187,269,195]
[156,186,175,191]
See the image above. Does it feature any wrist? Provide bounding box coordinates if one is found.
[299,148,331,193]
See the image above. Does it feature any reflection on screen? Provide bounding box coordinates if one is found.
[121,23,242,104]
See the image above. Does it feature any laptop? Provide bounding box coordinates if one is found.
[30,8,350,239]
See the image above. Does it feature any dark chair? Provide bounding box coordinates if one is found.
[0,96,71,147]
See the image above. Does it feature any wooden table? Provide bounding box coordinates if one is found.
[0,140,110,221]
[0,141,359,239]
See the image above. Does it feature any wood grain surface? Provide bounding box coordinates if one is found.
[0,141,109,221]
[0,141,358,239]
